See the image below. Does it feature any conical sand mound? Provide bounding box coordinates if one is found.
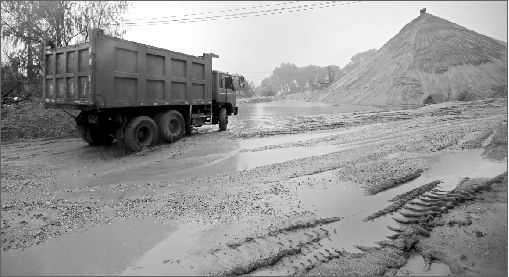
[311,12,508,107]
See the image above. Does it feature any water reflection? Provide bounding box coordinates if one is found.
[236,101,380,118]
[287,149,506,253]
[1,219,176,276]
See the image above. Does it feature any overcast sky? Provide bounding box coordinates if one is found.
[123,1,507,85]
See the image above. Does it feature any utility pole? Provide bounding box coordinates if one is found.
[327,66,334,84]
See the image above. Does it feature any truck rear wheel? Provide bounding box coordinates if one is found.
[219,107,228,131]
[155,110,185,143]
[77,124,114,146]
[124,116,158,152]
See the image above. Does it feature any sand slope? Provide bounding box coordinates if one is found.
[311,13,508,106]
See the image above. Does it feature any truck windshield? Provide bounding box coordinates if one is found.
[225,76,235,90]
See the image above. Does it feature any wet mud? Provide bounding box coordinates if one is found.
[1,98,507,275]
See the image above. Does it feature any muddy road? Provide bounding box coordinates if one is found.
[1,98,507,276]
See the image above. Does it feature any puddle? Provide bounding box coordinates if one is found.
[63,130,505,190]
[236,124,376,151]
[234,145,343,171]
[236,101,382,119]
[239,129,347,150]
[0,219,195,276]
[281,149,507,254]
[61,150,240,186]
[120,222,203,276]
[233,129,402,171]
[8,150,504,275]
[63,128,373,186]
[242,116,276,130]
[396,250,451,276]
[234,101,385,131]
[378,149,507,196]
[288,176,397,253]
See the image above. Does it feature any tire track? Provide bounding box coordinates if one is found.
[206,217,342,275]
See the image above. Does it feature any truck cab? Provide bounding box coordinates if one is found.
[212,71,243,116]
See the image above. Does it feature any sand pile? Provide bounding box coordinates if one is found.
[310,12,508,106]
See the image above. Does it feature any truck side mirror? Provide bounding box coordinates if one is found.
[232,76,245,90]
[239,76,245,88]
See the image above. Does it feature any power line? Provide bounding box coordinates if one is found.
[241,72,274,74]
[125,1,337,25]
[125,1,300,22]
[124,1,360,26]
[125,1,342,25]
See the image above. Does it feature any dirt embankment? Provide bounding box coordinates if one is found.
[484,121,508,160]
[1,100,79,143]
[311,13,507,106]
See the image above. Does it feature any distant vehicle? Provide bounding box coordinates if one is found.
[42,29,244,151]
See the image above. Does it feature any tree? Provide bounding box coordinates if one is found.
[340,49,377,75]
[1,1,130,101]
[260,63,332,93]
[256,49,379,95]
[1,53,24,100]
[237,80,256,98]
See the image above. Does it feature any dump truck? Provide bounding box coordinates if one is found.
[42,29,244,152]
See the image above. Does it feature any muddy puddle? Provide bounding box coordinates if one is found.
[60,102,388,187]
[250,149,506,275]
[235,144,342,171]
[0,219,201,276]
[62,153,239,187]
[284,174,398,254]
[63,131,506,191]
[236,101,382,118]
[380,149,507,194]
[64,125,398,186]
[62,129,357,186]
[64,145,343,186]
[396,250,451,276]
[238,128,349,150]
[235,101,384,130]
[4,150,505,275]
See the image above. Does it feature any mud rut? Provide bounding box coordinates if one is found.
[198,175,504,276]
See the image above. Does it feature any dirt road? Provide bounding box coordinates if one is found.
[1,98,507,275]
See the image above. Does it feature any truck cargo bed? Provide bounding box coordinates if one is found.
[43,29,214,110]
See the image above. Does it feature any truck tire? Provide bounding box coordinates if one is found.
[77,124,114,146]
[124,116,158,152]
[155,110,185,143]
[219,107,228,131]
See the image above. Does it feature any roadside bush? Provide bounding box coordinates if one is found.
[486,85,508,98]
[423,93,447,105]
[457,90,479,102]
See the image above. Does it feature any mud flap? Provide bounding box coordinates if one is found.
[185,105,192,134]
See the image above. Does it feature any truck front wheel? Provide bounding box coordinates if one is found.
[77,124,114,146]
[124,116,158,152]
[219,107,228,131]
[155,110,185,143]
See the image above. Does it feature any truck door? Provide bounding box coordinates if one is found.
[218,73,227,102]
[212,72,217,100]
[212,72,223,102]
